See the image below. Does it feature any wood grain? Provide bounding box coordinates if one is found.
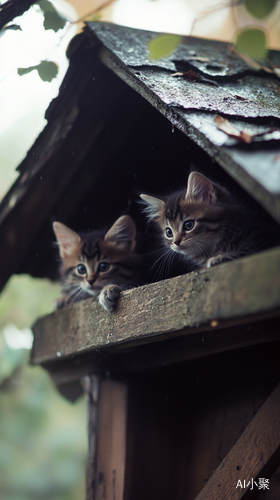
[95,379,127,500]
[31,247,280,365]
[83,375,100,500]
[194,382,280,500]
[44,320,280,385]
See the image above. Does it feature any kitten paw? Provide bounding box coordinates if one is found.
[206,254,230,268]
[98,285,122,312]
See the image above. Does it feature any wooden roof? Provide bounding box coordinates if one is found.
[90,22,280,214]
[1,22,280,293]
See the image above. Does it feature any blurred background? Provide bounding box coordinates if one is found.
[1,0,280,498]
[0,274,87,499]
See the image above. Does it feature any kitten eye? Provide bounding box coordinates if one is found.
[98,262,110,272]
[77,264,87,275]
[183,220,195,231]
[165,228,173,238]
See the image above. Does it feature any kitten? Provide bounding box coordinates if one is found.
[141,171,279,271]
[53,215,143,312]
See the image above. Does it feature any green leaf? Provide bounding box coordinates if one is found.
[235,27,267,60]
[36,61,58,81]
[37,0,67,31]
[43,10,66,31]
[37,0,57,14]
[245,0,276,19]
[17,67,35,77]
[148,34,182,60]
[18,61,58,82]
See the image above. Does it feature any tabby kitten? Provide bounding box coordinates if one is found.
[53,215,143,312]
[141,171,279,271]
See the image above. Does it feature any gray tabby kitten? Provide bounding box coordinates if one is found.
[141,171,279,271]
[53,215,143,312]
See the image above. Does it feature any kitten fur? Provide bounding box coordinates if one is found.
[53,215,144,312]
[141,171,280,271]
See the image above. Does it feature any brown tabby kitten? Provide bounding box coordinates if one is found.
[141,171,279,271]
[53,215,143,312]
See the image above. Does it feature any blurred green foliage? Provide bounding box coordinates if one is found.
[148,34,183,60]
[13,0,67,83]
[0,274,60,330]
[244,0,277,20]
[237,0,277,60]
[17,61,59,83]
[235,27,268,60]
[147,0,278,64]
[37,0,67,32]
[0,275,87,500]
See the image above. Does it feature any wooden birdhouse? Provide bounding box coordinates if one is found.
[1,22,280,500]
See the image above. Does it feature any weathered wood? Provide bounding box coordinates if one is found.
[83,375,100,500]
[95,379,127,500]
[122,343,280,500]
[0,36,126,291]
[32,247,280,365]
[257,465,280,499]
[94,23,280,224]
[194,382,280,500]
[45,320,280,385]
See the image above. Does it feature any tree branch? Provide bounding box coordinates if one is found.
[0,0,37,31]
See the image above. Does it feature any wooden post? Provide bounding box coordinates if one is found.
[83,375,100,500]
[95,379,128,500]
[194,382,280,500]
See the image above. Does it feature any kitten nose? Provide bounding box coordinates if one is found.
[87,273,96,286]
[174,238,181,246]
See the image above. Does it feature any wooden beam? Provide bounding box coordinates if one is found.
[83,375,100,500]
[194,382,280,500]
[32,247,280,365]
[45,320,280,385]
[95,379,127,500]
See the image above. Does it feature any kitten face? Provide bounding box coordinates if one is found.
[141,172,233,265]
[53,215,142,307]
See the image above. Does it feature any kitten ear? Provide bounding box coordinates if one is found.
[186,172,217,204]
[104,215,137,251]
[140,194,165,219]
[53,222,81,259]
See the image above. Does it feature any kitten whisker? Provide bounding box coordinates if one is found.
[66,285,85,303]
[151,249,174,281]
[53,217,144,312]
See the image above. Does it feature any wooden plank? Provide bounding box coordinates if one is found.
[83,375,100,500]
[95,379,127,500]
[31,247,280,365]
[194,382,280,500]
[123,344,280,500]
[257,465,280,499]
[45,321,280,385]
